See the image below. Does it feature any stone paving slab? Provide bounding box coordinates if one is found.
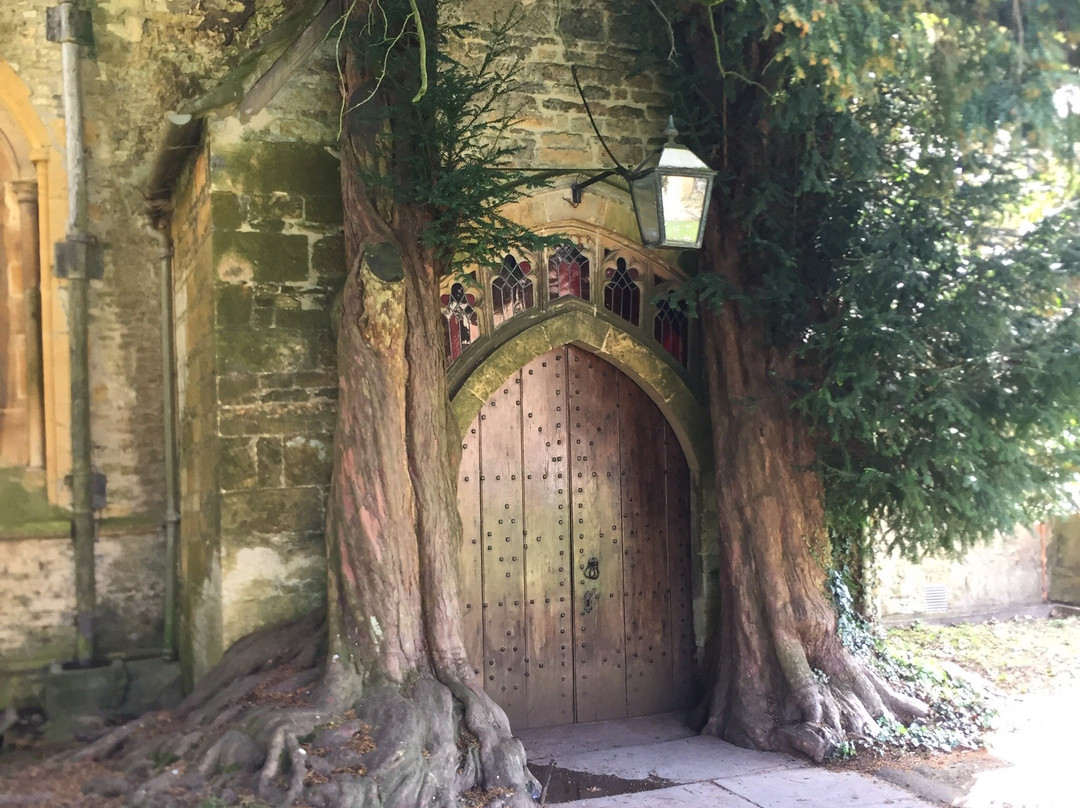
[716,768,935,808]
[551,735,807,783]
[519,714,941,808]
[519,713,696,762]
[548,781,755,808]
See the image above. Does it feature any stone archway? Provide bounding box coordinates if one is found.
[441,211,722,728]
[0,60,69,499]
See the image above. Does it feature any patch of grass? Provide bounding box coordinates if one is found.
[886,616,1080,695]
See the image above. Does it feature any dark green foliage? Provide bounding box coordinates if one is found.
[341,1,557,271]
[632,0,1080,561]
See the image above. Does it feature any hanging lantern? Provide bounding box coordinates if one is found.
[627,119,716,249]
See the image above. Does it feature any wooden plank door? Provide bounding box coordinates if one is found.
[479,375,528,727]
[521,351,574,726]
[458,345,694,729]
[458,418,483,680]
[567,347,627,723]
[665,420,696,709]
[620,374,675,716]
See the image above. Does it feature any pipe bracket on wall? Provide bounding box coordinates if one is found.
[54,236,105,280]
[45,4,94,46]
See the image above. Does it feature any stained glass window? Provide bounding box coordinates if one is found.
[654,299,689,367]
[603,258,640,326]
[441,282,479,362]
[491,254,534,326]
[548,243,590,301]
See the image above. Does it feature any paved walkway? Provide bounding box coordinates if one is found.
[518,714,937,808]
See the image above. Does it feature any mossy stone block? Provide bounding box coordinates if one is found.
[211,192,243,231]
[303,193,343,227]
[218,402,336,438]
[558,7,604,40]
[216,327,317,375]
[219,438,257,491]
[218,374,259,405]
[256,437,284,488]
[218,142,340,200]
[247,193,305,230]
[215,283,252,326]
[220,488,326,535]
[275,306,328,331]
[283,435,333,487]
[215,230,309,284]
[312,233,346,283]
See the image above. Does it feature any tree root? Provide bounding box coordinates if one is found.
[43,614,538,808]
[704,633,930,764]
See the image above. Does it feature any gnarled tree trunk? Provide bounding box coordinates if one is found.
[698,225,927,762]
[314,7,539,805]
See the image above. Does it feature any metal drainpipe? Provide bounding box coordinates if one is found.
[55,0,96,667]
[147,217,180,661]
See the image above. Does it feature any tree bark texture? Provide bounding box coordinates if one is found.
[698,223,927,762]
[317,11,538,805]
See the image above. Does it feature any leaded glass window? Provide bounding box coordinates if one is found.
[603,258,640,326]
[491,254,534,326]
[654,299,689,367]
[548,243,590,301]
[441,282,479,362]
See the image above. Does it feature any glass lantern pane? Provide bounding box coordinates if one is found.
[548,243,590,301]
[491,254,535,326]
[629,173,661,247]
[660,174,708,247]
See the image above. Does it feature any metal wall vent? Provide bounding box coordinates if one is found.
[922,585,949,613]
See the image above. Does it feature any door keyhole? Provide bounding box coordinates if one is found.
[582,589,598,615]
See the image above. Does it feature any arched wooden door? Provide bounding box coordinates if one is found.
[457,345,694,729]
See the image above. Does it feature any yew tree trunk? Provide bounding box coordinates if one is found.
[316,13,537,808]
[698,225,927,762]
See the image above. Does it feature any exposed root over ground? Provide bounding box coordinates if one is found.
[701,630,929,763]
[0,611,537,808]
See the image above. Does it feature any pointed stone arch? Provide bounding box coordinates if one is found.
[0,59,70,501]
[449,308,710,476]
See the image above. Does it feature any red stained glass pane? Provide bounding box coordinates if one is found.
[603,258,640,326]
[442,282,480,362]
[492,254,535,326]
[548,243,590,301]
[654,299,689,367]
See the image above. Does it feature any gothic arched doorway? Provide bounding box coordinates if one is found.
[457,344,695,729]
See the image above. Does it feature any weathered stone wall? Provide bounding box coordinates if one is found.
[449,0,673,171]
[208,77,342,661]
[1049,515,1080,605]
[873,527,1046,622]
[4,0,692,689]
[167,35,343,678]
[0,527,164,705]
[167,0,684,677]
[171,140,222,683]
[0,0,310,692]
